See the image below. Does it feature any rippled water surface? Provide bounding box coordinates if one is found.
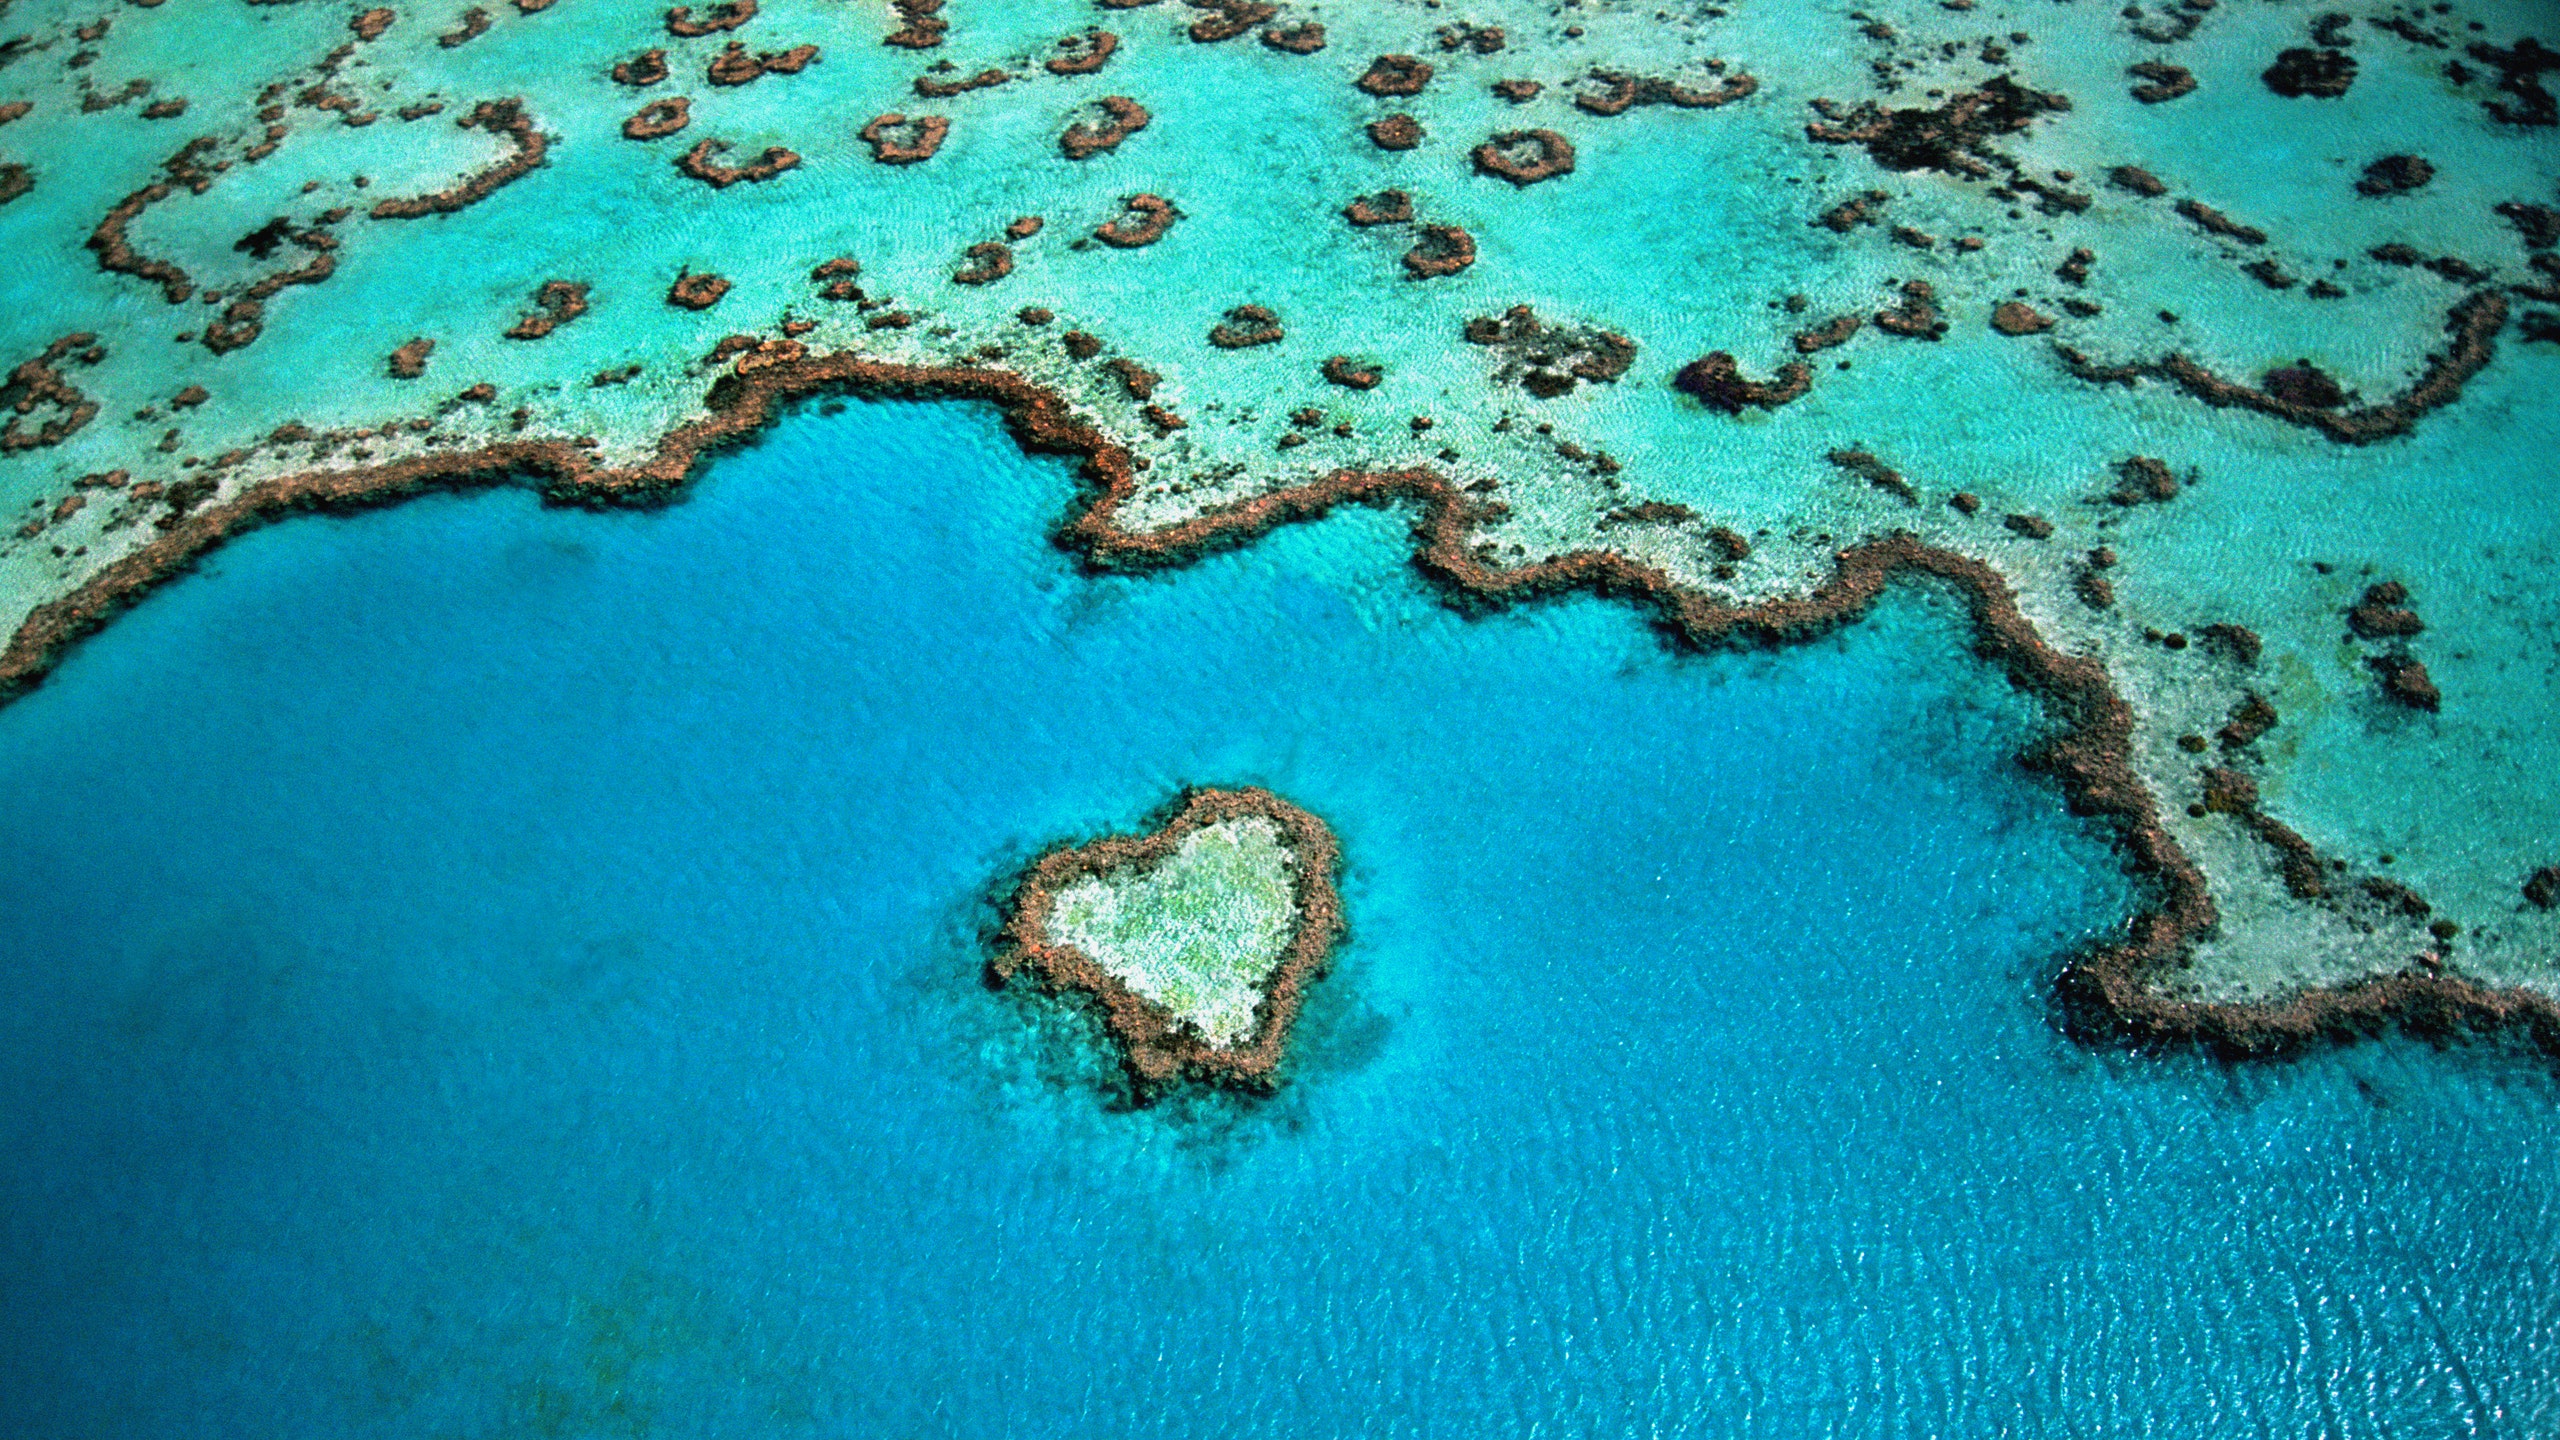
[1,401,2553,1438]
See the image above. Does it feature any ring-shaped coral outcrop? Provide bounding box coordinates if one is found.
[859,112,950,164]
[1471,128,1574,185]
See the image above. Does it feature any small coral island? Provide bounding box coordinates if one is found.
[994,787,1342,1093]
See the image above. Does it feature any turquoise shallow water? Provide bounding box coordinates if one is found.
[2,398,2556,1437]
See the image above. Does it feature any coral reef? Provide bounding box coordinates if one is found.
[995,786,1343,1091]
[1356,54,1433,97]
[1575,69,1758,116]
[1060,96,1149,159]
[675,138,800,186]
[2264,48,2357,98]
[1045,30,1116,75]
[1464,306,1636,395]
[1344,190,1412,226]
[505,280,590,339]
[666,271,730,309]
[1094,193,1178,247]
[1368,115,1424,150]
[858,113,949,164]
[2056,293,2508,444]
[1401,224,1475,277]
[386,337,434,379]
[667,2,755,38]
[370,99,549,219]
[1674,352,1811,413]
[1208,305,1283,348]
[2128,61,2195,103]
[0,335,102,452]
[622,97,690,140]
[1470,129,1575,185]
[952,242,1012,286]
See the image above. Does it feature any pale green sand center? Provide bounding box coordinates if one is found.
[1049,816,1302,1048]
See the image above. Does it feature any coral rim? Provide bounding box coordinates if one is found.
[2,354,2550,1067]
[994,786,1343,1090]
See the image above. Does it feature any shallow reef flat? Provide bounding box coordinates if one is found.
[997,786,1342,1088]
[0,0,2555,1051]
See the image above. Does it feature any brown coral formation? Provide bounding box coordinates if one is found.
[1436,21,1504,53]
[2264,47,2357,98]
[2348,580,2424,639]
[995,786,1344,1091]
[1471,128,1574,185]
[1356,54,1433,97]
[1464,305,1636,396]
[2107,456,2180,505]
[1804,76,2070,179]
[1060,96,1149,159]
[2468,38,2559,128]
[811,256,862,302]
[1673,352,1811,413]
[438,7,490,48]
[370,99,549,219]
[2055,292,2508,444]
[1094,193,1177,248]
[666,271,730,309]
[386,337,434,379]
[201,229,341,356]
[87,136,226,303]
[710,42,819,85]
[1046,30,1117,75]
[883,0,945,48]
[675,138,800,186]
[2127,61,2195,103]
[351,8,394,40]
[1186,2,1275,44]
[2526,866,2560,910]
[667,1,755,37]
[1991,301,2053,336]
[5,356,2553,1065]
[1368,114,1423,150]
[915,65,1004,97]
[614,49,671,85]
[1320,356,1381,389]
[1826,448,1916,503]
[1207,305,1283,348]
[1400,224,1475,277]
[1343,190,1412,226]
[952,242,1013,286]
[1261,22,1324,54]
[1792,314,1861,353]
[2176,198,2267,245]
[2368,653,2441,710]
[622,96,690,140]
[2218,693,2278,749]
[1873,280,1946,339]
[2109,165,2167,197]
[505,280,590,339]
[1103,358,1157,399]
[1817,191,1888,232]
[2357,154,2435,196]
[1575,69,1758,115]
[2261,362,2345,408]
[859,113,948,165]
[0,335,101,452]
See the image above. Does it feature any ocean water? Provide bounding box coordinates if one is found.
[1,398,2555,1438]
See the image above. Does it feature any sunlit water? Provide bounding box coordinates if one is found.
[1,400,2553,1438]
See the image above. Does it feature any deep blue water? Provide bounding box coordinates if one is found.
[1,399,2554,1438]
